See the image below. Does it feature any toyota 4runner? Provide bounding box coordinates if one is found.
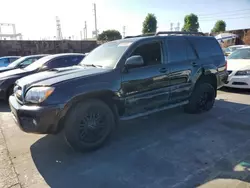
[9,31,228,151]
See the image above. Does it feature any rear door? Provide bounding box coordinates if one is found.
[165,36,200,102]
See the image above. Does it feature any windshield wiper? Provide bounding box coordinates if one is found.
[81,64,102,68]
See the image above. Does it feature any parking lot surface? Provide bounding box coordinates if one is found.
[0,88,250,188]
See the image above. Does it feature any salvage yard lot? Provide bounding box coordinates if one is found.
[0,88,250,188]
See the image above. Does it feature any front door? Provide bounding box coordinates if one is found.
[121,40,171,116]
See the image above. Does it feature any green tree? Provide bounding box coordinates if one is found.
[142,13,157,34]
[97,30,122,41]
[211,20,226,33]
[182,13,199,32]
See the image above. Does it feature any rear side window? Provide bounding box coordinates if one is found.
[190,37,222,58]
[166,37,197,63]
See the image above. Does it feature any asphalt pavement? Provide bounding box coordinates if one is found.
[0,88,250,188]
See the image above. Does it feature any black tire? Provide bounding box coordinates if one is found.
[184,82,215,114]
[6,85,14,101]
[63,99,115,152]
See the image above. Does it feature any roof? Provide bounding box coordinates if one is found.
[23,54,49,58]
[0,56,21,59]
[45,53,85,59]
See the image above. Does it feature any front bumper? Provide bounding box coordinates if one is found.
[224,71,250,89]
[9,96,63,134]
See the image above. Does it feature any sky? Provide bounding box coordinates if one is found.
[0,0,250,40]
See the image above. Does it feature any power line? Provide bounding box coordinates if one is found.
[199,12,250,18]
[200,15,250,22]
[198,8,250,16]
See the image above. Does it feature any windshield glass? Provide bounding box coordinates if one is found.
[7,57,27,68]
[227,48,250,60]
[79,40,132,68]
[24,56,53,71]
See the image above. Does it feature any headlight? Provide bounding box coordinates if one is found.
[25,87,54,103]
[235,70,250,76]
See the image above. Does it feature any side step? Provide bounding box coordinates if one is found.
[120,101,189,121]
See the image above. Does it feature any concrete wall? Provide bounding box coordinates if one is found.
[0,40,98,56]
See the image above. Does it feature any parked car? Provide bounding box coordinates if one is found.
[223,45,249,56]
[0,53,85,100]
[224,47,250,89]
[0,56,21,67]
[0,54,48,73]
[9,32,228,151]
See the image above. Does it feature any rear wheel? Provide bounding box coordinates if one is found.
[184,82,215,114]
[63,99,115,152]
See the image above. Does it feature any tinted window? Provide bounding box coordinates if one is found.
[167,37,196,63]
[20,57,39,66]
[0,58,9,64]
[130,42,162,66]
[47,56,84,69]
[227,48,250,59]
[9,58,19,63]
[190,37,222,58]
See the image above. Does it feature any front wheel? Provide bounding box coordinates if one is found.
[63,99,115,152]
[184,83,216,114]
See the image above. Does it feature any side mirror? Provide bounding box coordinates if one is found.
[39,65,49,72]
[125,55,144,68]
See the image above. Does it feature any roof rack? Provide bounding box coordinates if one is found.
[124,33,155,39]
[155,31,205,36]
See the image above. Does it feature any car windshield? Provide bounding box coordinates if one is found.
[24,56,53,71]
[227,48,250,60]
[7,57,27,68]
[79,40,132,68]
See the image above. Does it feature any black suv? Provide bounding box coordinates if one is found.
[9,32,228,151]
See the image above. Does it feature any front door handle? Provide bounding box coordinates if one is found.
[159,67,168,73]
[191,62,198,67]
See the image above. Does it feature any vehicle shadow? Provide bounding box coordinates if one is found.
[220,87,250,95]
[30,99,250,188]
[0,101,10,112]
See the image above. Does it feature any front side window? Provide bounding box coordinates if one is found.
[130,42,162,67]
[227,48,250,60]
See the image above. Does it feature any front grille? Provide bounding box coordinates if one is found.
[232,82,248,85]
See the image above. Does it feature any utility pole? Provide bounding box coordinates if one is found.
[84,21,87,39]
[93,3,98,39]
[123,26,126,38]
[170,23,173,31]
[56,16,63,40]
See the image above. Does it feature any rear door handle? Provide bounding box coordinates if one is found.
[191,62,198,67]
[159,67,168,73]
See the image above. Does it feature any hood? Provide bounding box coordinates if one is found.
[16,66,110,88]
[0,68,27,79]
[227,59,250,71]
[0,66,14,73]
